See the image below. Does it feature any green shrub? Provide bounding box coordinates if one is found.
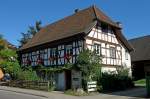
[116,65,130,77]
[17,69,40,81]
[100,72,134,91]
[0,49,22,80]
[76,49,102,90]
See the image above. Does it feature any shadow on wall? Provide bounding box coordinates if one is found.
[132,62,145,80]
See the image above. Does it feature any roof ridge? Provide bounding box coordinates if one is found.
[129,35,150,41]
[92,5,98,20]
[91,5,120,28]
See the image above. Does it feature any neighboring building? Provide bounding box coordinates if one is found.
[18,5,133,90]
[0,39,16,50]
[4,40,16,50]
[0,39,16,62]
[129,35,150,80]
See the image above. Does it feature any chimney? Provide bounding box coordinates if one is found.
[116,21,122,27]
[74,9,79,13]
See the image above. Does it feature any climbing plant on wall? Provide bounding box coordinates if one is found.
[75,49,102,89]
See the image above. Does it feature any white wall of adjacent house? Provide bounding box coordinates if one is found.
[85,26,131,74]
[121,45,132,75]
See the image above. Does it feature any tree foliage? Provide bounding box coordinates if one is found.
[0,34,7,50]
[0,34,40,81]
[17,67,40,81]
[76,49,102,82]
[18,20,42,47]
[0,49,21,79]
[116,65,130,77]
[0,49,40,80]
[0,49,17,60]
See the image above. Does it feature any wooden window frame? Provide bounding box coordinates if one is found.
[93,43,101,55]
[109,47,116,59]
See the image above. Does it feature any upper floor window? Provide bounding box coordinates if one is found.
[93,43,101,55]
[125,50,128,60]
[65,45,73,63]
[110,47,116,59]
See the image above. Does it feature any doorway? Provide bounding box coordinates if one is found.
[65,70,71,90]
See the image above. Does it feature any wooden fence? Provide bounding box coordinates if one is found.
[5,80,54,91]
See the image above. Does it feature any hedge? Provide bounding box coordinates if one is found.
[100,72,134,91]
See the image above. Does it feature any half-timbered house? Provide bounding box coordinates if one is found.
[18,5,133,90]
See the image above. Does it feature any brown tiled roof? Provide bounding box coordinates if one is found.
[114,29,133,52]
[129,35,150,62]
[20,5,132,52]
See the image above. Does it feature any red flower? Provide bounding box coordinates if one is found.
[64,53,72,60]
[26,59,31,65]
[37,57,43,65]
[49,56,57,61]
[49,57,53,61]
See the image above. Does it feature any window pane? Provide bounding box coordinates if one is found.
[93,43,101,55]
[110,47,116,59]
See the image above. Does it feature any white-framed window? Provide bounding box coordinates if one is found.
[93,43,101,55]
[125,50,128,60]
[110,47,116,59]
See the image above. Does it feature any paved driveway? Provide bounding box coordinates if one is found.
[109,86,146,98]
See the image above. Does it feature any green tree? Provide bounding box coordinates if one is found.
[35,21,42,33]
[76,49,102,89]
[19,32,31,47]
[19,20,42,47]
[0,49,21,79]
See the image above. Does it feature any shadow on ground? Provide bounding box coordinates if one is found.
[103,86,147,99]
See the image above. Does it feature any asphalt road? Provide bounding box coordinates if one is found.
[0,86,146,99]
[0,90,47,99]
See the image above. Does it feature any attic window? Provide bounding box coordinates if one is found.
[101,23,108,33]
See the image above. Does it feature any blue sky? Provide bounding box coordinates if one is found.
[0,0,149,46]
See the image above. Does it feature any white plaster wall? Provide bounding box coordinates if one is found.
[85,26,132,75]
[101,67,117,73]
[121,45,132,75]
[88,27,119,44]
[86,37,122,66]
[121,45,131,67]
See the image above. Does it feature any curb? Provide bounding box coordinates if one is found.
[0,86,48,98]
